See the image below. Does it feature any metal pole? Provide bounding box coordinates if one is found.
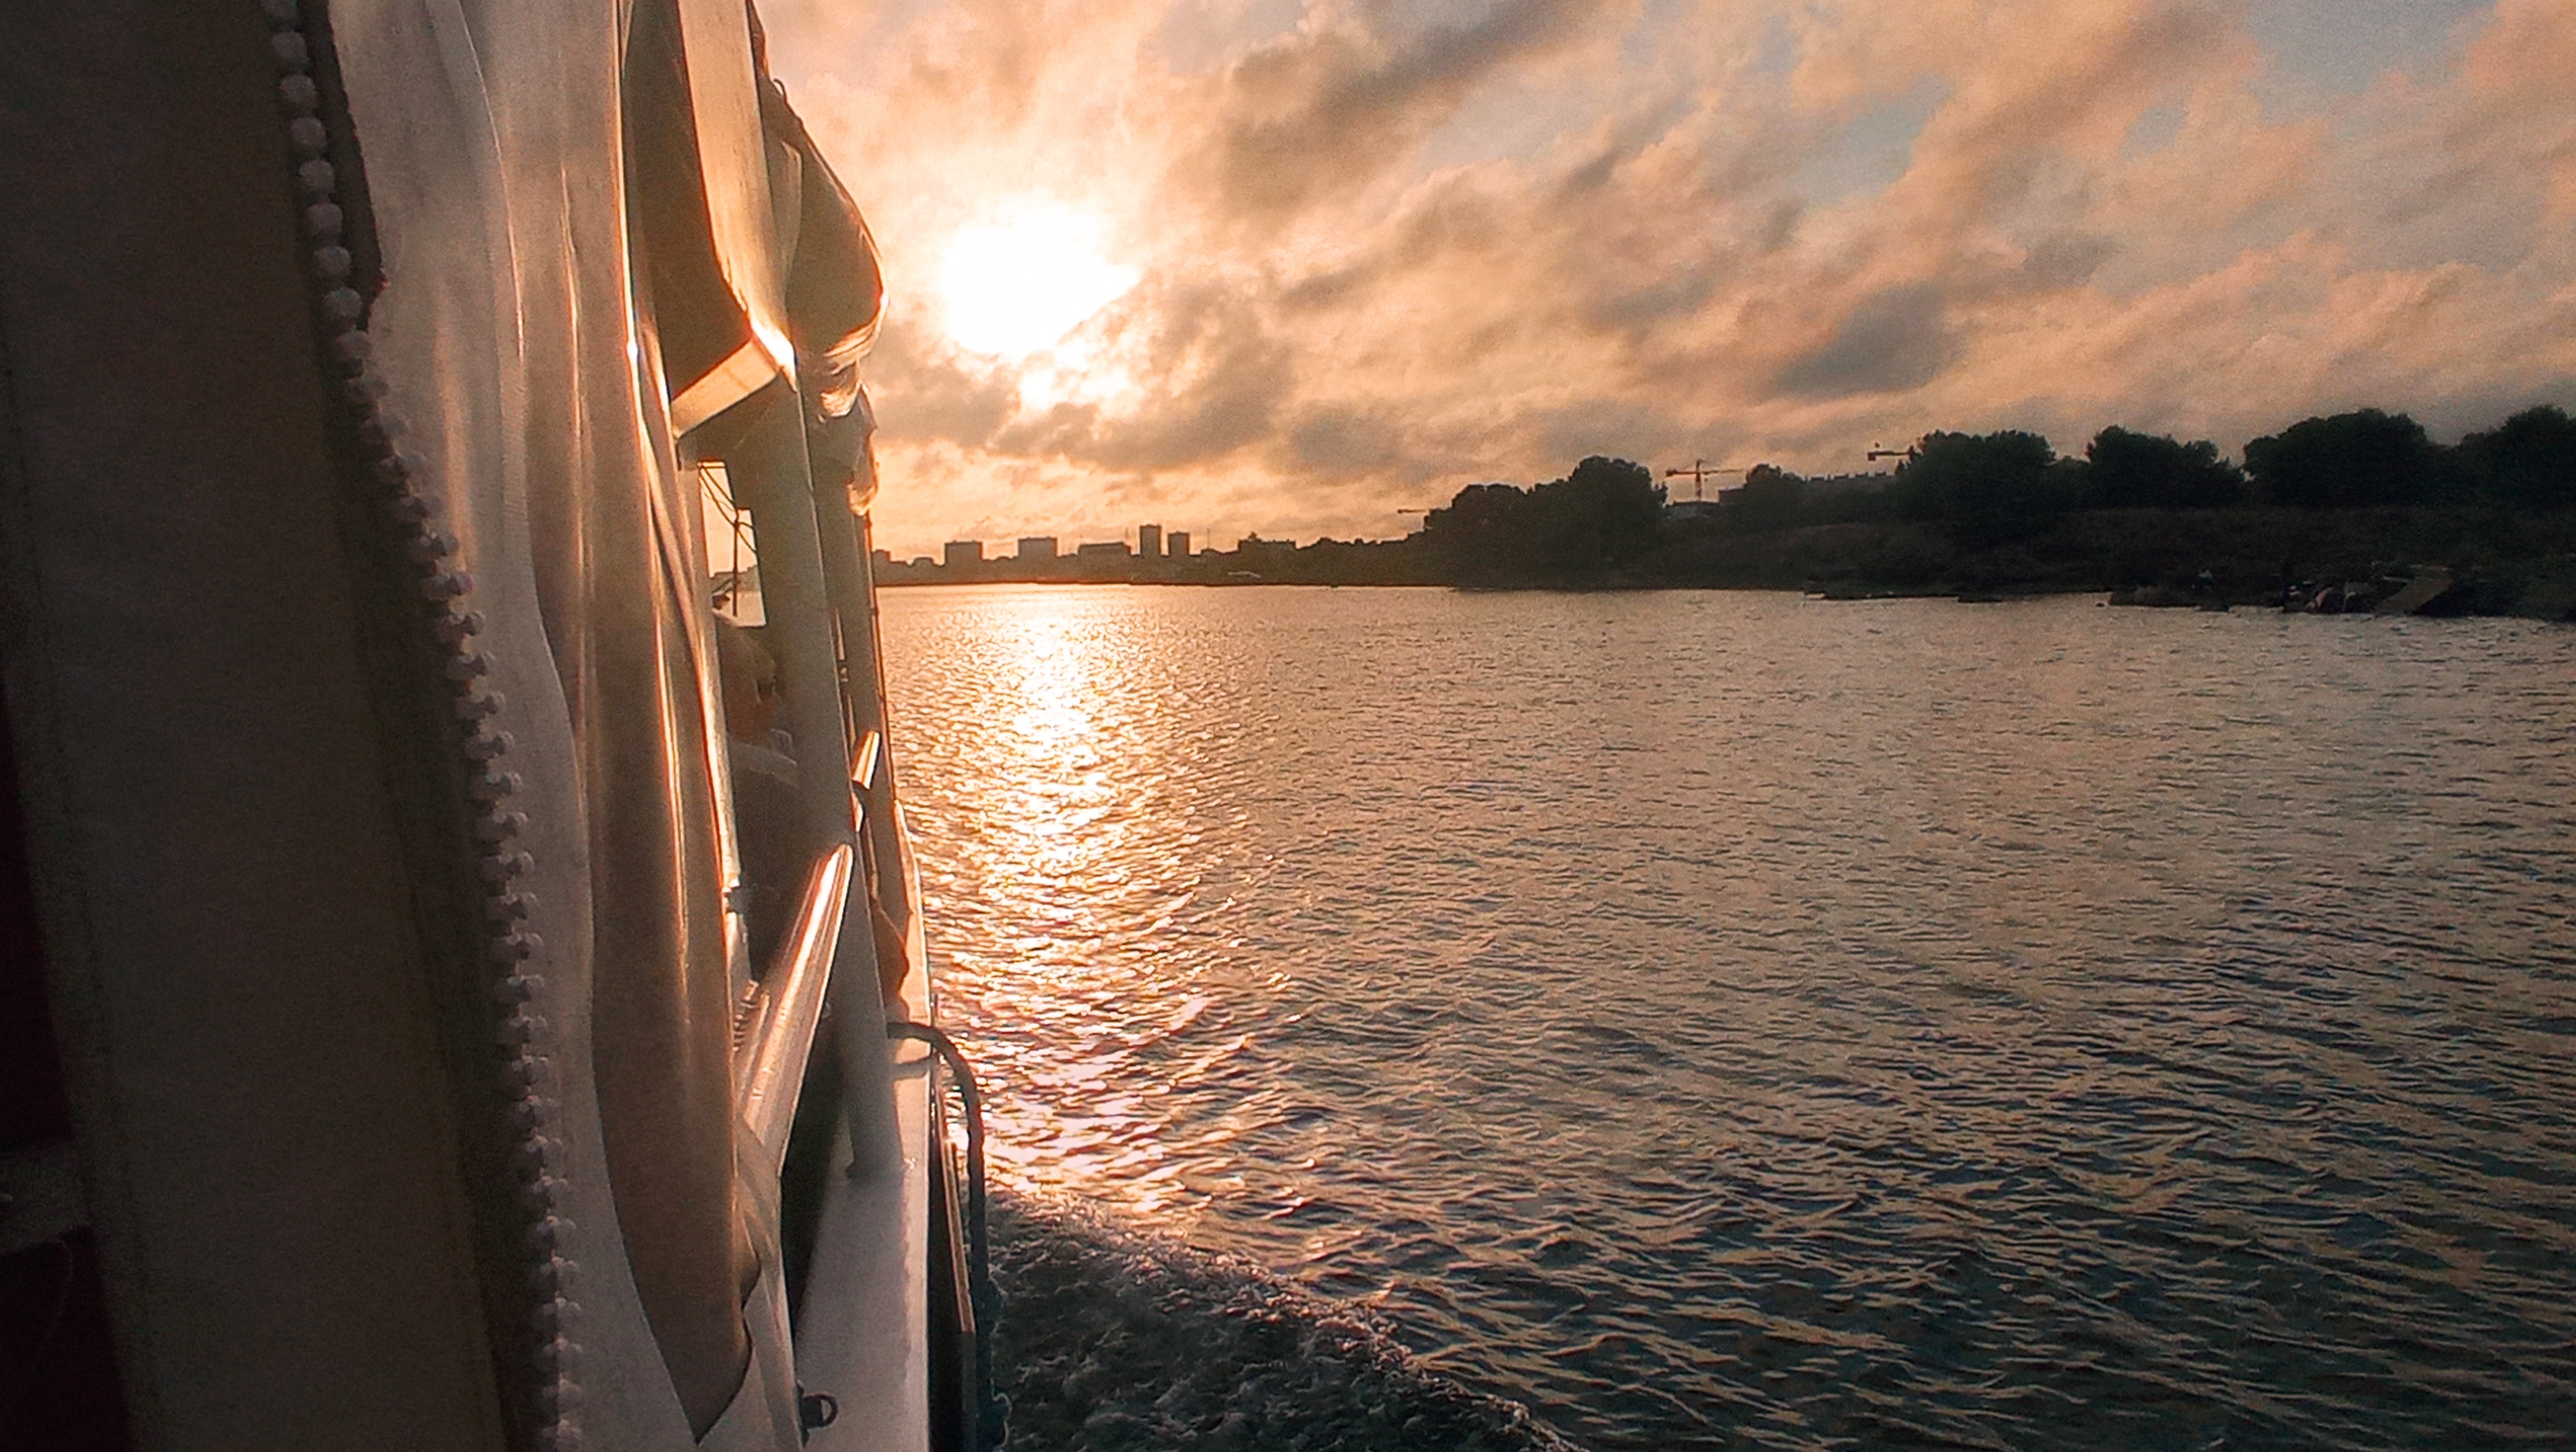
[732,386,904,1176]
[807,435,910,1179]
[816,507,907,910]
[747,388,938,1180]
[815,498,885,744]
[731,387,855,859]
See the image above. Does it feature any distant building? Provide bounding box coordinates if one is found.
[1137,523,1163,560]
[1016,535,1058,561]
[1167,531,1191,559]
[1075,541,1130,559]
[1664,500,1724,523]
[942,540,983,571]
[870,548,893,571]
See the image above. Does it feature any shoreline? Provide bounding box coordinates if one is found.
[874,506,2576,620]
[873,575,2573,621]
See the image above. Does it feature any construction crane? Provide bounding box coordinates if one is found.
[1662,458,1750,503]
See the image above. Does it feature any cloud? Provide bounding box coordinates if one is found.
[863,321,1017,450]
[750,0,2576,553]
[983,279,1297,471]
[1285,405,1402,473]
[1775,285,1964,398]
[1181,0,1617,223]
[2021,233,2114,288]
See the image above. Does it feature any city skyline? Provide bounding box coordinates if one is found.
[916,522,1205,565]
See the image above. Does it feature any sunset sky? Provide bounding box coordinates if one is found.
[756,0,2576,557]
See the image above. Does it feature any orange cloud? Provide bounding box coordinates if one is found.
[758,0,2576,555]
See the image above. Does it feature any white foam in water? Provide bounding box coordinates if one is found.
[987,1185,1580,1451]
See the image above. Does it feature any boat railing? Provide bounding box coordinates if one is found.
[851,726,883,794]
[734,842,855,1173]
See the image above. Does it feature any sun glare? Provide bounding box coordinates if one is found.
[935,202,1140,359]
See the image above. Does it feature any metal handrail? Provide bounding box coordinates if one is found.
[886,1020,1005,1451]
[734,843,853,1172]
[849,728,882,791]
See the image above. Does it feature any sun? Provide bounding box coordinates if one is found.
[934,200,1140,359]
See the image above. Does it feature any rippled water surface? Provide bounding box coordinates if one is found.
[880,586,2576,1451]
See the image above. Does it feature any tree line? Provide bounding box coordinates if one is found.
[1415,404,2576,580]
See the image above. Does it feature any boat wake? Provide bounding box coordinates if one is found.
[987,1186,1578,1451]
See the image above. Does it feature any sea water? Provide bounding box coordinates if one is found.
[878,586,2576,1451]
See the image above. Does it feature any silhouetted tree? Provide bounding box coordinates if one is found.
[1424,483,1529,536]
[2244,409,2448,508]
[1420,481,1536,584]
[2084,426,2247,509]
[1526,456,1664,576]
[2458,405,2576,511]
[1895,430,2065,546]
[1727,465,1807,531]
[1417,458,1663,583]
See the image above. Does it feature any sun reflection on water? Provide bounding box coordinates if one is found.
[893,587,1254,1219]
[989,612,1110,885]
